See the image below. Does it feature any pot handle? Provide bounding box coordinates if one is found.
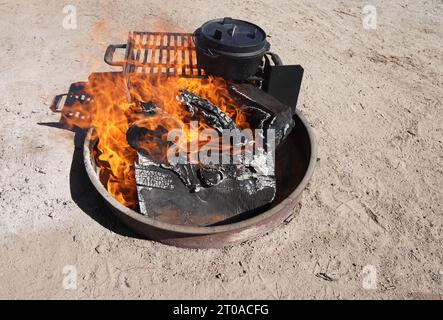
[50,94,68,112]
[267,51,283,66]
[104,44,127,67]
[202,48,219,58]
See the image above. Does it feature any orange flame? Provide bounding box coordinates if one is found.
[64,72,248,209]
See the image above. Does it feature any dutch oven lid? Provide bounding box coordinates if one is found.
[194,17,270,55]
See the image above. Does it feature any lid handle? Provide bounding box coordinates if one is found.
[247,28,258,39]
[212,29,223,40]
[222,17,233,25]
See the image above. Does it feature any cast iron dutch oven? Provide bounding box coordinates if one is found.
[194,17,270,81]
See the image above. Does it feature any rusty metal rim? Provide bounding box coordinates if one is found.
[83,110,317,235]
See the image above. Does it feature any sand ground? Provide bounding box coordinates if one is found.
[0,0,441,299]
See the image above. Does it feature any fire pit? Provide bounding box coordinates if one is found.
[52,18,316,248]
[84,111,316,248]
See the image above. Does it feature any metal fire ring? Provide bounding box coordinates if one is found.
[83,110,317,248]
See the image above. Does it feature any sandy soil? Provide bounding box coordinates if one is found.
[0,0,441,299]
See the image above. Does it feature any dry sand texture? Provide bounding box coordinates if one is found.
[0,0,441,299]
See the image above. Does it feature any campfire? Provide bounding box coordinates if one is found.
[52,17,314,247]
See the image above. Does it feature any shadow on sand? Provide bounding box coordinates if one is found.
[39,96,142,239]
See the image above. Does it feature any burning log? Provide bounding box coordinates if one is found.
[134,152,276,226]
[178,89,238,132]
[137,100,159,115]
[127,90,282,226]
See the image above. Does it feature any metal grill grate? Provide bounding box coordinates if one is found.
[124,32,205,77]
